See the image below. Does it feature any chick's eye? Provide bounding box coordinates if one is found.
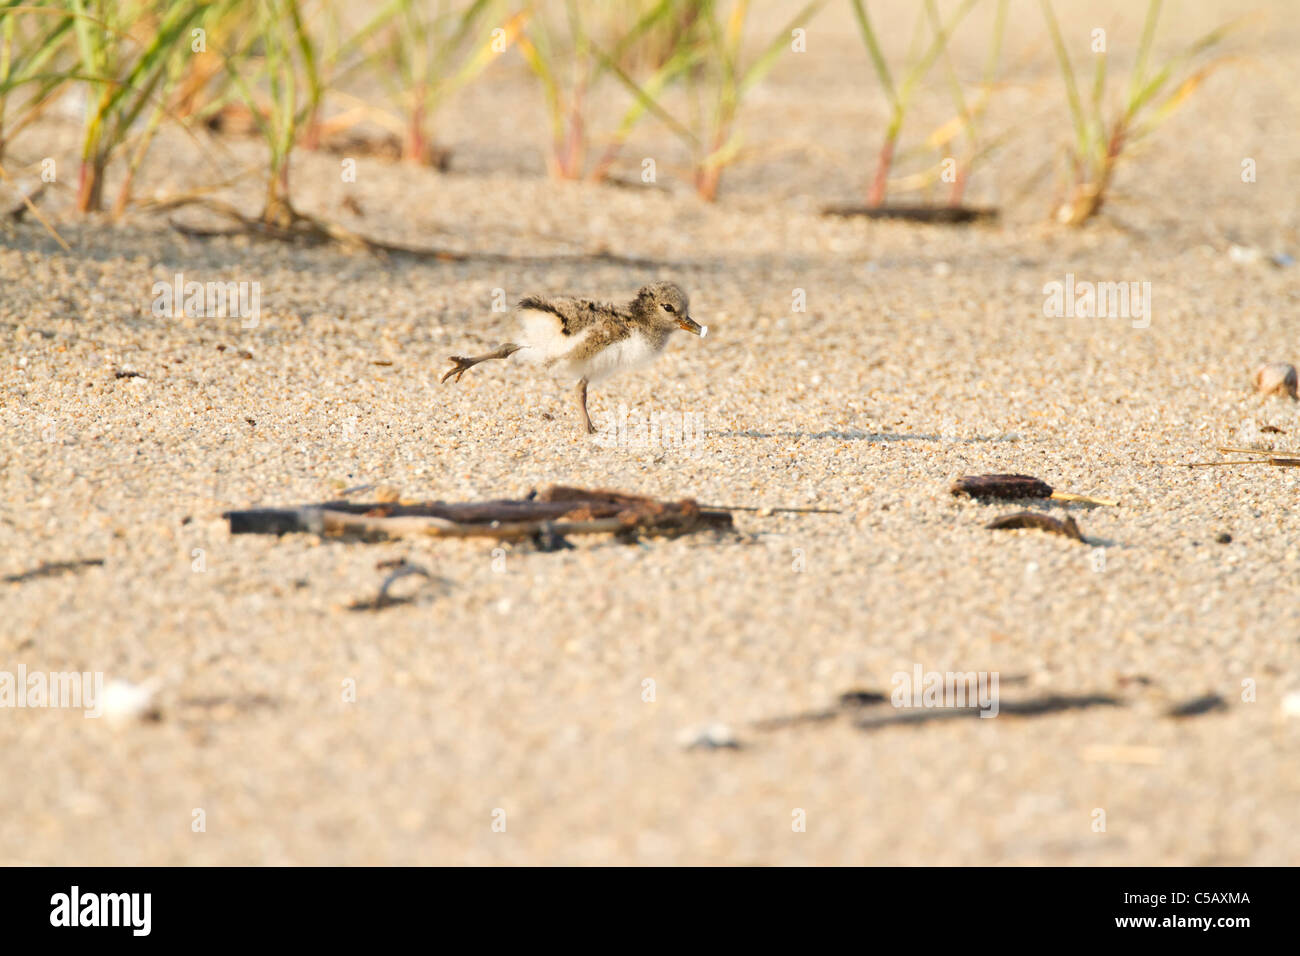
[663,304,676,314]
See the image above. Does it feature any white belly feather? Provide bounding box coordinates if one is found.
[572,333,662,384]
[515,307,663,384]
[517,308,584,363]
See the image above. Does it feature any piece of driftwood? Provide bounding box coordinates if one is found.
[750,689,890,731]
[4,181,45,221]
[986,511,1086,543]
[822,204,999,224]
[0,169,67,250]
[224,485,733,542]
[702,503,841,515]
[754,690,1120,733]
[852,694,1120,730]
[951,473,1118,506]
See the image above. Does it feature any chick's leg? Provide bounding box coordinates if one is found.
[574,377,596,435]
[440,343,523,384]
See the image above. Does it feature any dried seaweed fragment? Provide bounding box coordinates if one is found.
[952,473,1053,499]
[345,563,438,611]
[1165,694,1227,719]
[986,511,1086,543]
[838,690,888,708]
[951,474,1117,506]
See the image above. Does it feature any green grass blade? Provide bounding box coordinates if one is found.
[737,0,825,97]
[1039,0,1089,158]
[849,0,897,108]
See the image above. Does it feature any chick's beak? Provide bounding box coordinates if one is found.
[677,315,707,337]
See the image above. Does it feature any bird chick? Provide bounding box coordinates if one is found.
[442,282,706,434]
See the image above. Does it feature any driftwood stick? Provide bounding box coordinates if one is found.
[226,499,630,533]
[1187,448,1300,468]
[700,504,841,514]
[319,511,637,540]
[1217,446,1300,456]
[224,486,734,540]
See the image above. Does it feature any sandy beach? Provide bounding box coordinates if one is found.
[2,0,1298,865]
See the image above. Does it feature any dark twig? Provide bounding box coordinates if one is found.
[163,196,671,266]
[4,558,104,583]
[346,563,437,611]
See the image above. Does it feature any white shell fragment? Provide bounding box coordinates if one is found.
[96,679,160,724]
[677,722,738,750]
[698,325,708,338]
[1253,362,1298,399]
